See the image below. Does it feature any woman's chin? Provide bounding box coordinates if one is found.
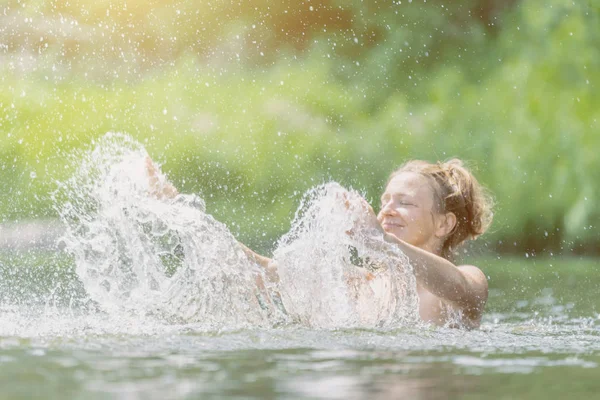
[385,228,405,241]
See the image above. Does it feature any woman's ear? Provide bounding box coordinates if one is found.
[435,212,457,238]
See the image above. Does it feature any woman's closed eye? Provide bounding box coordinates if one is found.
[381,198,415,208]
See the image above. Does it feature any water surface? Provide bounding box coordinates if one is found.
[0,253,598,400]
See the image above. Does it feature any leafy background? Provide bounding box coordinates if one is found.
[1,0,598,255]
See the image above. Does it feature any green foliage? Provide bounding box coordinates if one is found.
[0,0,599,254]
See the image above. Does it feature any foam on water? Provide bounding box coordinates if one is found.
[53,133,419,330]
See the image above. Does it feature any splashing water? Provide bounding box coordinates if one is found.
[55,133,419,330]
[274,184,420,328]
[56,133,283,329]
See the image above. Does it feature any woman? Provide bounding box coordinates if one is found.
[245,159,494,328]
[147,157,494,328]
[375,159,493,328]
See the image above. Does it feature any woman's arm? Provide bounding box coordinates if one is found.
[345,195,487,321]
[145,156,279,281]
[239,243,280,283]
[382,232,488,319]
[238,242,271,268]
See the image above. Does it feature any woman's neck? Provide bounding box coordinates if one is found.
[416,239,444,258]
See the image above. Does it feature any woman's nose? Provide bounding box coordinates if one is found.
[379,201,395,217]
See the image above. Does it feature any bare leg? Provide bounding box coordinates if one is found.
[145,156,179,200]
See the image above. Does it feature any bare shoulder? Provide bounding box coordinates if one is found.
[457,265,488,287]
[453,264,489,325]
[457,264,489,301]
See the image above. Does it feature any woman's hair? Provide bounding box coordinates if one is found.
[389,159,494,259]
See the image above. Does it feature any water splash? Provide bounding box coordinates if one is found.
[54,133,419,330]
[56,133,283,330]
[274,184,420,328]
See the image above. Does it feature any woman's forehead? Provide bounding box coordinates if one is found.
[383,172,432,197]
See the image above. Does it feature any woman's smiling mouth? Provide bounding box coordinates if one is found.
[381,221,404,230]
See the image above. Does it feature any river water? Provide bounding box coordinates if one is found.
[0,285,598,399]
[0,134,598,399]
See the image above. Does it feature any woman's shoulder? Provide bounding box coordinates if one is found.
[456,264,489,295]
[454,264,489,319]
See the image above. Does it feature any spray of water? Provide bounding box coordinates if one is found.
[274,184,420,328]
[55,133,419,330]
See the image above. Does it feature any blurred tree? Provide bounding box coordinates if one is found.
[2,0,600,255]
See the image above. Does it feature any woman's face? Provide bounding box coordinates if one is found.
[377,172,441,251]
